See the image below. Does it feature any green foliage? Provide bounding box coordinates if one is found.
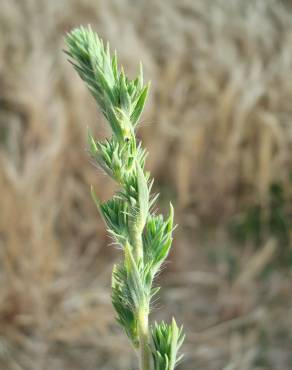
[112,262,139,347]
[65,25,184,370]
[143,205,174,275]
[151,319,185,370]
[66,26,149,144]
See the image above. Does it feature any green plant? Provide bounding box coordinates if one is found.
[65,26,185,370]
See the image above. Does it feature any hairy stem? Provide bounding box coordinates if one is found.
[132,223,152,369]
[130,222,144,262]
[138,307,152,370]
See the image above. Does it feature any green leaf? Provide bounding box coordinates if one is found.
[112,263,139,347]
[136,163,149,230]
[120,69,131,113]
[143,203,174,274]
[111,51,118,80]
[87,128,98,156]
[151,319,185,370]
[131,83,149,126]
[96,196,129,245]
[124,242,145,307]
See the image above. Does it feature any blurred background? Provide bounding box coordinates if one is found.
[0,0,291,369]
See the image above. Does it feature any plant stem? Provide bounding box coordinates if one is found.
[131,223,151,369]
[65,26,185,370]
[130,222,144,262]
[138,307,152,370]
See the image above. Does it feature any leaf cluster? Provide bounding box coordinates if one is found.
[151,319,185,370]
[66,26,149,144]
[65,25,184,369]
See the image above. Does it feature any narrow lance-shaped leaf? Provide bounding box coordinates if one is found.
[136,163,149,231]
[131,83,150,127]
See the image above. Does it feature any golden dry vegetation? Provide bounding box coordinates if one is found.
[0,0,291,369]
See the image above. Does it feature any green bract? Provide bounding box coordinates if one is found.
[151,319,185,370]
[65,25,185,370]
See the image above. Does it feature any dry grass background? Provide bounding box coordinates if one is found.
[0,0,291,369]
